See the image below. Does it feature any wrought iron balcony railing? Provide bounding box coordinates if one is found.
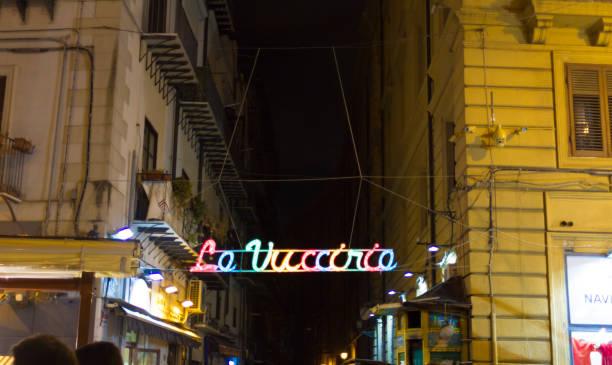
[0,135,33,198]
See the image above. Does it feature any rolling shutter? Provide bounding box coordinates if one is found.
[568,67,606,156]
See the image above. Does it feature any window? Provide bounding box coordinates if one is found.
[145,0,166,33]
[567,64,612,157]
[130,348,160,365]
[143,119,157,171]
[0,76,6,129]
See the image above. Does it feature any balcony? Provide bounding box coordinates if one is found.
[139,2,199,103]
[179,69,247,202]
[206,0,235,35]
[0,135,33,199]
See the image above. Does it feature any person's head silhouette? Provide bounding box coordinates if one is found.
[76,341,123,365]
[11,334,78,365]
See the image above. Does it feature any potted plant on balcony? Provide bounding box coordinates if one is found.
[12,138,34,153]
[139,170,171,182]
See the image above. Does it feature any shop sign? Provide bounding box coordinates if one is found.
[190,238,397,273]
[567,255,612,325]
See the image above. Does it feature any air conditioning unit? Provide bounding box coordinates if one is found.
[187,280,203,313]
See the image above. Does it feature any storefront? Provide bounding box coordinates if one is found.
[566,254,612,365]
[196,324,241,365]
[104,299,202,365]
[394,308,467,365]
[364,277,469,365]
[0,236,139,355]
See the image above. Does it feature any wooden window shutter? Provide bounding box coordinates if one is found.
[606,69,612,155]
[568,66,606,156]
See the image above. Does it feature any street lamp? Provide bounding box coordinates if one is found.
[340,352,348,360]
[427,245,440,252]
[112,227,134,240]
[144,269,163,281]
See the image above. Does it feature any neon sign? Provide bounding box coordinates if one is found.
[190,239,398,273]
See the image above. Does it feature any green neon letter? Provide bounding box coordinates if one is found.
[245,239,274,272]
[346,250,365,270]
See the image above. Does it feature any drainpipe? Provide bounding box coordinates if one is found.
[488,167,498,365]
[172,98,180,179]
[203,16,209,67]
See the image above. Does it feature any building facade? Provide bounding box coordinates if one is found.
[0,1,260,364]
[355,0,612,364]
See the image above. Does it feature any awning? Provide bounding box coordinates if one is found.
[361,303,402,320]
[206,335,240,357]
[0,236,139,278]
[110,300,201,346]
[404,276,470,311]
[342,360,392,365]
[197,323,240,357]
[195,323,233,339]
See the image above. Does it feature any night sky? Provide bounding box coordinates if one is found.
[233,1,367,363]
[234,0,365,241]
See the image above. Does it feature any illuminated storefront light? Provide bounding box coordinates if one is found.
[181,300,194,308]
[164,285,178,294]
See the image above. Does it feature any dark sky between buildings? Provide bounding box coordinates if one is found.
[234,0,365,245]
[233,1,368,363]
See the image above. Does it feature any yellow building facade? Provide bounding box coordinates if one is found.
[361,1,612,364]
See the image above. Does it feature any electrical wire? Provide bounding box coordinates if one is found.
[332,46,364,247]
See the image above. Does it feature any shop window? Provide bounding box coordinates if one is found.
[130,348,160,365]
[566,255,612,364]
[143,119,157,171]
[567,64,612,157]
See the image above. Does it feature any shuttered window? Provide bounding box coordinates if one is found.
[567,65,612,157]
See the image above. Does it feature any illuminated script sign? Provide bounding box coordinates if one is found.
[190,239,398,273]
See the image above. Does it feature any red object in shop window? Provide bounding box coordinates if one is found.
[599,343,612,365]
[573,338,596,365]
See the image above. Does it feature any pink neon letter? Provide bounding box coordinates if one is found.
[363,243,380,271]
[190,239,218,272]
